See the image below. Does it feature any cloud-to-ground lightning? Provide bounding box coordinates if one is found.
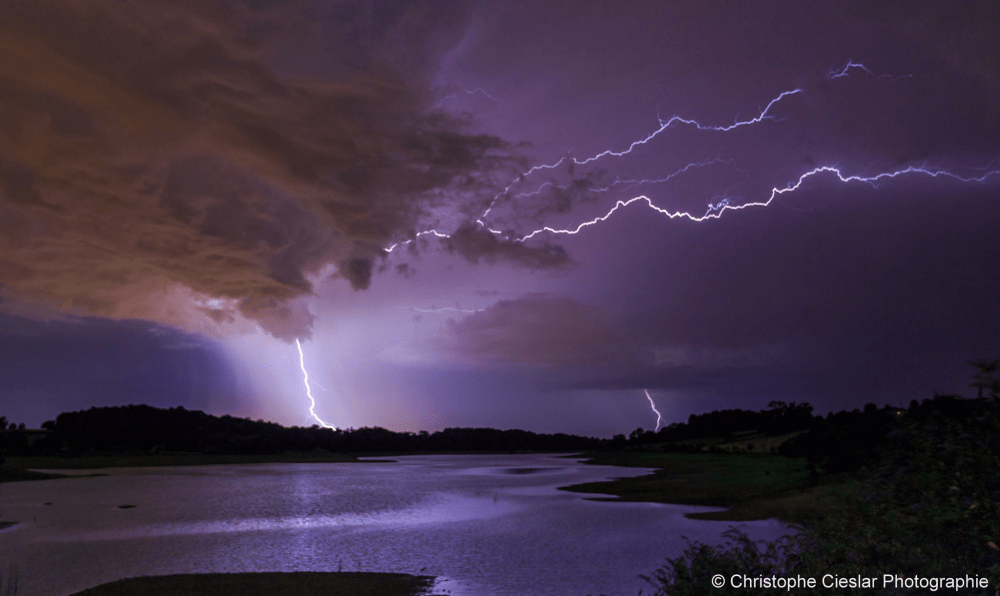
[376,62,1000,437]
[644,389,662,432]
[295,339,336,430]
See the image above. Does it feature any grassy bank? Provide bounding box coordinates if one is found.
[0,466,69,482]
[69,572,434,596]
[562,451,857,523]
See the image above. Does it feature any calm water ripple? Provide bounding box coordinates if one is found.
[0,454,788,596]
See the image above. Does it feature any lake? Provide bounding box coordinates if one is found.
[0,454,789,595]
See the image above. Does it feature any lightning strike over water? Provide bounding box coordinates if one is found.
[644,389,662,432]
[295,339,336,430]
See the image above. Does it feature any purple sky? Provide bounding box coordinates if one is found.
[2,1,999,436]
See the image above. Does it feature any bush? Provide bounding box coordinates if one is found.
[641,528,801,595]
[646,395,1000,595]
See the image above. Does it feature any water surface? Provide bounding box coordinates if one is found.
[0,454,788,595]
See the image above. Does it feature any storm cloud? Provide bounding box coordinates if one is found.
[430,293,623,367]
[0,0,526,340]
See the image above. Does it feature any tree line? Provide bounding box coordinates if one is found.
[3,356,998,462]
[1,405,605,456]
[0,400,821,458]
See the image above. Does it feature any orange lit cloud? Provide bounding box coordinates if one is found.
[0,0,521,340]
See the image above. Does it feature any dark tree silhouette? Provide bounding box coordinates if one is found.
[969,358,999,399]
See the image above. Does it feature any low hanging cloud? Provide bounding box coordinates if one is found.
[430,293,623,367]
[0,0,530,340]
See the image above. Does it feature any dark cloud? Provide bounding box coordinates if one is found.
[0,0,526,339]
[0,312,241,424]
[544,179,1000,412]
[430,293,621,367]
[444,224,571,269]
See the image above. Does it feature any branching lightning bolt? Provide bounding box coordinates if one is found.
[473,88,803,225]
[295,339,336,430]
[406,306,484,314]
[516,164,1000,241]
[435,87,503,108]
[385,87,803,253]
[383,65,1000,254]
[644,389,662,432]
[826,60,912,81]
[298,65,998,430]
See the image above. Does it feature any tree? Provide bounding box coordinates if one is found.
[969,359,999,399]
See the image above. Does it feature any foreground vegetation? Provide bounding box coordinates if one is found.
[69,572,433,596]
[560,401,858,523]
[642,390,1000,593]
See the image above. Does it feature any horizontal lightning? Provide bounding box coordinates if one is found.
[435,86,503,108]
[473,87,803,224]
[384,64,998,258]
[406,306,484,314]
[386,87,804,253]
[307,63,987,429]
[826,60,912,81]
[527,88,802,171]
[384,229,450,254]
[516,164,1000,241]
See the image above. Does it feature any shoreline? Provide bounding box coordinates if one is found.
[560,451,856,523]
[2,452,373,473]
[68,572,435,596]
[3,449,853,524]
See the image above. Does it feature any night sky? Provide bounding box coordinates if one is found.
[2,1,999,436]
